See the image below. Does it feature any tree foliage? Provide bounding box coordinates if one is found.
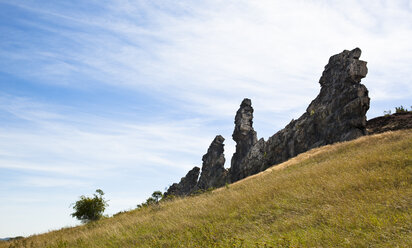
[137,190,163,209]
[151,191,163,203]
[71,189,108,223]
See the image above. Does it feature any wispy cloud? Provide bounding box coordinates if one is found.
[0,0,411,237]
[0,95,214,173]
[0,93,220,236]
[2,1,411,117]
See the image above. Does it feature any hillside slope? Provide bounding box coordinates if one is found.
[3,130,411,248]
[367,112,412,135]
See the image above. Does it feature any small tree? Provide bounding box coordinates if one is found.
[71,189,108,223]
[151,191,163,203]
[136,190,164,209]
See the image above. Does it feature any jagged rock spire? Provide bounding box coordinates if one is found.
[165,48,371,196]
[230,98,258,182]
[263,48,370,168]
[307,47,369,141]
[196,135,227,190]
[164,166,200,197]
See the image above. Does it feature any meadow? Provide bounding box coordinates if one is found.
[2,130,411,248]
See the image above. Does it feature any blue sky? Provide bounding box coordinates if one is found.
[1,0,411,237]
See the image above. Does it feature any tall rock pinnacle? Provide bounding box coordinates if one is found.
[262,48,370,168]
[196,135,227,190]
[165,48,371,196]
[230,98,258,182]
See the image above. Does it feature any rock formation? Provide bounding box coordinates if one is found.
[196,135,228,190]
[367,112,412,134]
[244,48,370,174]
[164,135,227,196]
[165,48,371,195]
[229,98,258,182]
[164,166,200,197]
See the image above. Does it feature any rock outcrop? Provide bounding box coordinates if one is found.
[245,48,370,174]
[196,135,228,190]
[367,112,412,134]
[229,98,258,182]
[164,166,200,197]
[165,48,371,195]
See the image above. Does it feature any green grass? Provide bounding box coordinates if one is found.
[3,130,412,248]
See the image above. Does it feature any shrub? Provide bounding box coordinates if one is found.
[71,189,108,223]
[395,105,408,113]
[137,191,164,209]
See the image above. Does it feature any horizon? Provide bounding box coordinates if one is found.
[1,0,412,237]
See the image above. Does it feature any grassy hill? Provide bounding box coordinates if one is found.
[2,130,411,248]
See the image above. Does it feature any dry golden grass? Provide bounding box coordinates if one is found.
[2,130,411,248]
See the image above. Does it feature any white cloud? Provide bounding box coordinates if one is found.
[0,95,215,175]
[3,1,411,119]
[1,0,412,237]
[21,177,89,188]
[0,94,222,236]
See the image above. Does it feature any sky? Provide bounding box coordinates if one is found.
[0,0,411,238]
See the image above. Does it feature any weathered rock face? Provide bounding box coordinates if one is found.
[246,48,370,173]
[165,48,371,194]
[230,98,258,182]
[196,135,228,190]
[233,138,266,180]
[164,166,200,197]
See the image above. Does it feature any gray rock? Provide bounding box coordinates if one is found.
[251,48,370,172]
[230,98,258,182]
[234,138,266,180]
[196,135,228,190]
[165,48,370,194]
[164,166,200,197]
